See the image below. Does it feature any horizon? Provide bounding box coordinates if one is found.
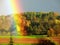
[0,11,60,16]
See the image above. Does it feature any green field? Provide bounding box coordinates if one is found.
[0,35,59,45]
[0,44,37,45]
[0,35,47,38]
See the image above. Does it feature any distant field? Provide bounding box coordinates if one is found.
[0,35,47,38]
[0,36,60,45]
[0,44,35,45]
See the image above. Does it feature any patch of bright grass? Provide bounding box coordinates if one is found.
[0,35,47,38]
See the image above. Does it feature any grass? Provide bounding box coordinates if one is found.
[0,35,47,38]
[0,44,35,45]
[0,43,59,45]
[0,35,59,45]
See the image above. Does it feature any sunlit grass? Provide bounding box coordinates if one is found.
[0,35,47,38]
[0,44,33,45]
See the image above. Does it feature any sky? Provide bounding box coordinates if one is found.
[0,0,60,15]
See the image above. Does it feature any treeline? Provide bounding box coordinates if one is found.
[0,15,12,35]
[0,12,60,36]
[20,12,60,36]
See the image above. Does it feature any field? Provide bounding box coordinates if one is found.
[0,35,60,45]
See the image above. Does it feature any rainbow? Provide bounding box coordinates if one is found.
[6,0,23,14]
[7,0,24,35]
